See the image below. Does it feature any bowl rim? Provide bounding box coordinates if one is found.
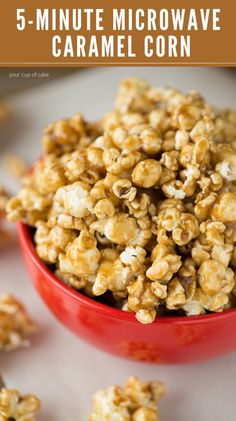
[17,221,236,325]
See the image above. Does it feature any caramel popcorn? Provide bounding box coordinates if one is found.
[88,376,166,421]
[0,186,10,246]
[0,294,36,351]
[0,386,40,421]
[7,78,236,323]
[132,160,162,188]
[0,102,9,123]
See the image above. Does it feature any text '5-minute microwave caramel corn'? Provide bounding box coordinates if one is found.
[7,78,236,323]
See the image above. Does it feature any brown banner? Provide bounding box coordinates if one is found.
[0,0,235,66]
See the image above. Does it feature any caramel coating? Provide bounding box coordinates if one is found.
[6,78,236,323]
[0,387,40,420]
[88,376,165,421]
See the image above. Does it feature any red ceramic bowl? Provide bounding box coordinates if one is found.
[17,222,236,364]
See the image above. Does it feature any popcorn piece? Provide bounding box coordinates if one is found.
[62,150,86,182]
[172,213,199,246]
[42,112,100,155]
[146,244,181,282]
[175,130,189,150]
[120,246,146,272]
[158,206,199,246]
[103,148,141,175]
[191,288,229,313]
[181,165,200,196]
[6,184,51,226]
[215,149,236,181]
[112,179,137,201]
[132,160,162,188]
[93,255,133,297]
[34,155,67,194]
[194,192,217,221]
[55,181,94,219]
[89,385,130,420]
[211,244,233,268]
[0,387,40,421]
[172,104,202,131]
[162,180,185,200]
[128,276,158,324]
[125,193,151,219]
[192,137,211,167]
[88,376,165,421]
[0,294,36,352]
[166,278,186,310]
[115,78,153,114]
[190,117,215,141]
[94,199,115,219]
[60,230,100,277]
[140,128,163,155]
[191,247,210,267]
[211,192,236,223]
[34,222,76,264]
[198,260,230,296]
[104,214,139,246]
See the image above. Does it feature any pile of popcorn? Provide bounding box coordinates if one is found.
[6,78,236,323]
[0,294,36,352]
[88,376,165,421]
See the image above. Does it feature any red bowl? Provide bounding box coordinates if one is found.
[17,222,236,364]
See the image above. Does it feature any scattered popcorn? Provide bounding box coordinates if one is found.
[0,294,36,352]
[88,376,166,421]
[6,78,236,323]
[132,159,162,188]
[0,384,40,421]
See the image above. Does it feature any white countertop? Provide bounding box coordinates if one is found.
[1,67,236,421]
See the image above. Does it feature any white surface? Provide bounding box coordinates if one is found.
[1,67,236,421]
